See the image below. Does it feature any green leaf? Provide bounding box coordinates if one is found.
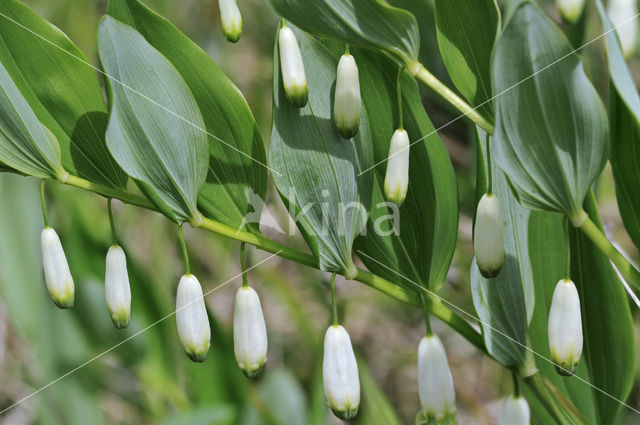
[434,0,500,120]
[107,0,267,231]
[569,192,635,424]
[358,361,403,425]
[351,47,458,292]
[594,0,640,251]
[0,60,64,179]
[97,16,209,223]
[269,25,373,277]
[0,0,127,187]
[269,0,420,67]
[492,1,608,224]
[470,131,534,371]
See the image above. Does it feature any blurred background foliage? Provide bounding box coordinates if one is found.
[0,0,639,424]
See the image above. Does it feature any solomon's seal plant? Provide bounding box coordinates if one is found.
[2,0,640,422]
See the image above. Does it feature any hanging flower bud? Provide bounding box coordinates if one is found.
[556,0,585,23]
[323,325,360,420]
[608,0,638,58]
[333,53,361,139]
[176,274,211,362]
[105,245,131,329]
[474,193,505,278]
[384,129,410,205]
[418,335,457,422]
[498,396,530,425]
[41,227,74,308]
[548,279,583,376]
[233,286,268,378]
[278,25,308,107]
[219,0,242,43]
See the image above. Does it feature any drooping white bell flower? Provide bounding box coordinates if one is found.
[233,286,268,378]
[418,335,457,422]
[278,25,308,107]
[498,396,530,425]
[105,245,131,329]
[41,227,74,308]
[556,0,586,23]
[608,0,638,58]
[176,274,211,362]
[219,0,242,43]
[323,324,360,420]
[384,129,410,205]
[474,193,505,278]
[548,279,583,376]
[334,53,361,139]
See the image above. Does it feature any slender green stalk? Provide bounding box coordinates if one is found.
[59,174,483,352]
[240,242,248,288]
[177,225,190,275]
[512,371,520,398]
[396,66,404,130]
[563,216,571,279]
[345,43,350,55]
[578,217,640,292]
[419,290,433,336]
[107,198,118,245]
[486,137,493,195]
[411,62,494,134]
[40,179,49,227]
[330,273,338,326]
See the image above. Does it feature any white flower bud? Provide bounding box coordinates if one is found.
[418,335,457,421]
[556,0,585,23]
[608,0,638,58]
[219,0,242,43]
[279,25,308,107]
[105,245,131,329]
[474,193,505,278]
[41,227,74,308]
[334,54,361,139]
[548,279,583,376]
[384,129,410,205]
[498,396,530,425]
[176,274,211,362]
[233,286,268,378]
[323,325,360,420]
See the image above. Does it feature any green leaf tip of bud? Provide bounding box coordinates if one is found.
[331,406,359,421]
[185,348,209,363]
[241,363,265,380]
[110,308,130,329]
[554,363,578,377]
[286,87,308,108]
[52,290,75,309]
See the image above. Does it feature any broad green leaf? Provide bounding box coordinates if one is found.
[594,0,640,251]
[269,0,420,67]
[492,1,608,224]
[269,25,373,277]
[351,47,458,292]
[0,0,127,187]
[569,192,635,423]
[98,17,208,223]
[434,0,500,120]
[527,211,597,424]
[358,361,403,425]
[470,131,534,372]
[0,61,64,179]
[107,0,267,231]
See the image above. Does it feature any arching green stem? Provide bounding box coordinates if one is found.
[107,198,118,245]
[396,66,404,130]
[563,216,571,279]
[330,273,338,326]
[240,242,248,288]
[40,179,49,227]
[486,137,493,195]
[419,290,432,336]
[177,225,190,275]
[512,371,520,398]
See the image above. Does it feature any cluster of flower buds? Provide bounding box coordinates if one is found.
[218,0,242,43]
[498,395,530,425]
[176,274,211,362]
[105,245,131,329]
[279,24,308,108]
[384,129,410,205]
[333,53,362,139]
[323,324,361,420]
[41,227,75,308]
[608,0,638,58]
[233,286,268,378]
[417,334,457,423]
[548,279,583,376]
[556,0,585,23]
[474,193,505,278]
